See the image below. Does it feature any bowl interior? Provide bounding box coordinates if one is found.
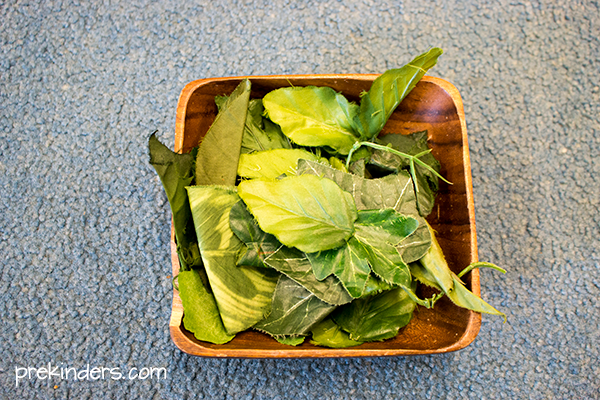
[169,75,480,358]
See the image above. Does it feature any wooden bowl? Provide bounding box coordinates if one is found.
[168,74,480,358]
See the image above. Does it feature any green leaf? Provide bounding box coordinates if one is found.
[275,336,306,346]
[307,237,371,298]
[263,86,360,154]
[148,133,202,270]
[187,185,279,335]
[297,159,431,263]
[195,79,251,186]
[254,275,336,337]
[237,149,322,179]
[263,246,353,306]
[415,221,455,294]
[309,318,364,348]
[242,99,293,154]
[446,274,506,321]
[370,131,441,217]
[353,48,443,141]
[333,287,416,342]
[178,270,234,344]
[238,174,358,253]
[229,200,281,268]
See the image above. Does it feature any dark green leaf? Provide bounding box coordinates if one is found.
[264,246,353,306]
[178,270,234,344]
[263,86,360,154]
[187,185,279,335]
[333,287,416,342]
[229,200,281,268]
[195,79,251,186]
[254,275,336,337]
[353,48,443,141]
[238,174,358,253]
[148,133,202,271]
[309,318,364,348]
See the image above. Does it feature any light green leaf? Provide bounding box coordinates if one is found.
[263,86,360,154]
[254,275,336,337]
[353,48,443,140]
[415,221,454,294]
[275,336,306,346]
[446,274,506,320]
[238,174,358,253]
[237,149,322,179]
[195,79,250,186]
[333,287,416,342]
[310,318,364,348]
[178,270,234,344]
[264,246,353,306]
[187,185,279,335]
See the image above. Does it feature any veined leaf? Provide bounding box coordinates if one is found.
[264,246,353,306]
[195,79,250,186]
[354,209,419,248]
[254,275,336,337]
[353,48,443,141]
[178,269,234,344]
[187,185,279,335]
[297,159,431,262]
[333,287,416,342]
[447,274,506,320]
[229,200,281,268]
[310,318,364,348]
[148,133,202,270]
[237,149,322,179]
[370,131,441,217]
[263,86,360,154]
[415,221,454,294]
[238,174,358,253]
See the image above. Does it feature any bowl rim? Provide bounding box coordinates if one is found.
[168,74,481,358]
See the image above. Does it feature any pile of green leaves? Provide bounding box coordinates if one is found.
[149,48,505,348]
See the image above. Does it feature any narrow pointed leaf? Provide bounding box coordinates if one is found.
[353,48,443,140]
[148,134,202,270]
[178,270,234,344]
[187,186,279,335]
[446,274,506,320]
[254,275,336,337]
[195,79,250,186]
[263,86,360,154]
[238,174,358,253]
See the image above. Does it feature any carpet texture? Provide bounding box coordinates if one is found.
[1,0,599,399]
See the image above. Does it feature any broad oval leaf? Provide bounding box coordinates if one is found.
[253,275,336,337]
[333,287,416,342]
[238,174,358,253]
[237,148,322,179]
[187,185,279,335]
[263,86,360,154]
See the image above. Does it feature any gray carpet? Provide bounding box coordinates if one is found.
[1,0,599,399]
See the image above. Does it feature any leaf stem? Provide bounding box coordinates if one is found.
[345,141,452,189]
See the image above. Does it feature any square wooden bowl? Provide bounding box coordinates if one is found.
[168,74,480,358]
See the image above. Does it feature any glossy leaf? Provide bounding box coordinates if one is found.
[178,269,234,344]
[263,246,353,306]
[237,149,321,179]
[254,275,336,337]
[195,79,250,186]
[187,185,279,335]
[353,48,443,141]
[263,86,360,154]
[333,287,416,342]
[309,318,364,348]
[148,133,202,270]
[238,174,358,253]
[229,200,281,268]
